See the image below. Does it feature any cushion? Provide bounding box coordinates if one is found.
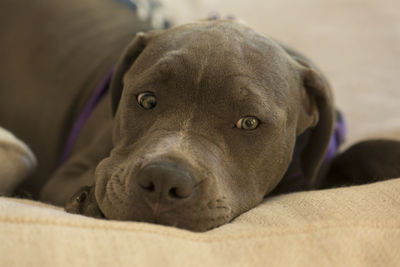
[1,178,399,266]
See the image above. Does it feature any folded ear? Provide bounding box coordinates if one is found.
[110,31,154,115]
[288,50,336,188]
[300,62,335,187]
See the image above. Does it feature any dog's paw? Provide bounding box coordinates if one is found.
[0,127,37,196]
[65,185,105,219]
[322,139,400,188]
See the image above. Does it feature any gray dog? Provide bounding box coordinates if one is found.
[1,0,399,231]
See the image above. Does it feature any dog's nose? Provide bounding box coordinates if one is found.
[137,162,195,203]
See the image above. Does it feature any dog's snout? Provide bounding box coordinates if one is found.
[137,162,195,202]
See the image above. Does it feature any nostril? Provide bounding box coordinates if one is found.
[137,162,195,201]
[140,181,155,192]
[169,187,181,199]
[169,186,192,199]
[168,187,187,198]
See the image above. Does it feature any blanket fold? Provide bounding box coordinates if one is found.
[1,178,399,267]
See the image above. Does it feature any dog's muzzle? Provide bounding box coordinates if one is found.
[136,161,196,216]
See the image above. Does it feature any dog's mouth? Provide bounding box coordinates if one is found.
[64,153,238,231]
[64,185,105,219]
[65,183,235,231]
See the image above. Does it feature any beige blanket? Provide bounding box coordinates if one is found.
[1,178,400,266]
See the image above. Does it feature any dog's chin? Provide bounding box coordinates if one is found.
[65,184,235,231]
[100,206,234,232]
[93,190,235,232]
[89,167,237,231]
[152,214,234,232]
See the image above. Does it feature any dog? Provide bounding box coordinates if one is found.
[1,0,399,232]
[322,140,400,188]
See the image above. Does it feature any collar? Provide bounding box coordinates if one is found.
[59,68,114,165]
[324,111,346,162]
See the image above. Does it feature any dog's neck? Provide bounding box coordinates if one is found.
[59,67,115,165]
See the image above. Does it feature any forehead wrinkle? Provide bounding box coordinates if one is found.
[220,78,282,122]
[141,134,200,171]
[152,49,189,73]
[162,49,189,61]
[194,51,209,93]
[145,61,201,144]
[218,73,254,87]
[176,43,212,136]
[157,47,210,85]
[124,49,189,86]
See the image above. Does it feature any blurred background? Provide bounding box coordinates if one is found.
[160,0,400,147]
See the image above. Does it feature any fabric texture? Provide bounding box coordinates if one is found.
[1,178,400,266]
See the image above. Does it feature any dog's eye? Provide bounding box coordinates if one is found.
[137,92,157,109]
[236,116,260,130]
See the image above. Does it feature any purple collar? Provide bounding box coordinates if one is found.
[324,111,346,162]
[59,68,114,165]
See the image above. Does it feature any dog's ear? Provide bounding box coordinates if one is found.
[293,56,336,188]
[110,31,156,115]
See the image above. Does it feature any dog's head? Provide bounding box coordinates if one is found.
[90,21,334,231]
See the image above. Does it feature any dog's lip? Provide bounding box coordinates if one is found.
[91,184,108,219]
[96,203,107,218]
[94,166,232,231]
[94,202,108,220]
[142,197,177,218]
[97,203,233,232]
[96,189,233,231]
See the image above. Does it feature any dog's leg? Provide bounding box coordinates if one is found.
[0,127,37,196]
[0,0,152,198]
[39,121,112,206]
[320,139,400,188]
